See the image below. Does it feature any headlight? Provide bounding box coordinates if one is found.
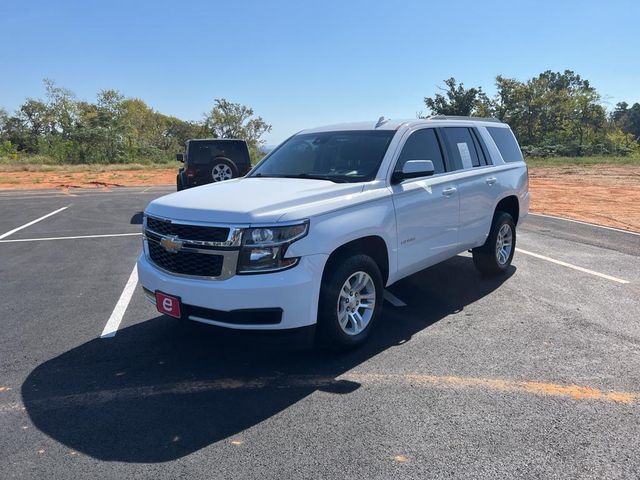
[237,221,309,273]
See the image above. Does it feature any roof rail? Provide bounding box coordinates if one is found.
[427,115,502,123]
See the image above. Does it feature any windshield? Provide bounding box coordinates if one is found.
[251,130,395,183]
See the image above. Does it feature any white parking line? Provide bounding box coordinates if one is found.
[0,232,141,243]
[101,265,139,338]
[0,206,70,240]
[384,290,407,307]
[516,248,630,284]
[529,213,640,237]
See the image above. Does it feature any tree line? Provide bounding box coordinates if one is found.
[1,70,639,164]
[422,70,640,157]
[0,80,271,164]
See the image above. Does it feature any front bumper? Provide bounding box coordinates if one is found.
[137,253,328,330]
[519,190,530,223]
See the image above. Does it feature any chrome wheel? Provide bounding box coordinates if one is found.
[212,163,233,182]
[495,223,513,265]
[336,271,376,336]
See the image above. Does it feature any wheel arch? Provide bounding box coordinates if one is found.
[322,235,390,287]
[495,195,520,225]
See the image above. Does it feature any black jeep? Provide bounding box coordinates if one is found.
[176,139,252,190]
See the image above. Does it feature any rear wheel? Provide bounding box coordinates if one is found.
[472,211,516,275]
[317,254,383,350]
[211,157,238,182]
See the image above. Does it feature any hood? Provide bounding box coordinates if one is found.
[145,177,366,224]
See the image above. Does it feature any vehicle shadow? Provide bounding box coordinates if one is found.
[21,255,515,463]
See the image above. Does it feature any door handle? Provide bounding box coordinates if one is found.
[486,177,497,185]
[442,187,457,196]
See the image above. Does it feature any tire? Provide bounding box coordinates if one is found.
[317,254,384,350]
[211,157,238,182]
[176,174,184,191]
[472,211,516,275]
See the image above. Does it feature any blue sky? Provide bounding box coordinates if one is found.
[1,0,638,144]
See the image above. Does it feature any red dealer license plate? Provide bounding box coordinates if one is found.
[155,291,181,319]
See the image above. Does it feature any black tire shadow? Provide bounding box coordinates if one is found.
[22,256,514,463]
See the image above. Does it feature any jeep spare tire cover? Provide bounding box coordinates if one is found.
[210,157,238,182]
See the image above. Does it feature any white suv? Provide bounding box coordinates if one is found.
[138,116,529,348]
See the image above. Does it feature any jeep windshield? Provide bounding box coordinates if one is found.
[251,130,395,183]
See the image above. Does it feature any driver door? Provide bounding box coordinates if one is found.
[390,128,460,278]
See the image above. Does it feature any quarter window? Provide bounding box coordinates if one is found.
[487,127,524,163]
[442,127,482,170]
[395,128,445,174]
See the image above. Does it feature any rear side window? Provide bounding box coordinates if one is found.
[471,129,491,166]
[441,127,482,169]
[395,128,445,174]
[487,127,524,163]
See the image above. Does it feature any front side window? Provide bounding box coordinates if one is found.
[395,128,445,174]
[442,127,482,170]
[251,130,395,183]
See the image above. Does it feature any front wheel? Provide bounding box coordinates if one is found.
[317,254,384,350]
[472,211,516,275]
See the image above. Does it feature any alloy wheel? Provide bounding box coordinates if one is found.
[212,164,233,182]
[495,223,513,265]
[336,271,376,335]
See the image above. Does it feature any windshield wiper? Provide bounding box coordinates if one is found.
[284,173,349,183]
[253,173,282,178]
[253,172,350,183]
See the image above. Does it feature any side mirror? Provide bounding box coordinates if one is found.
[391,160,435,183]
[176,153,184,162]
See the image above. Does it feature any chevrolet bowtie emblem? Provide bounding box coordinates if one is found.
[160,236,183,253]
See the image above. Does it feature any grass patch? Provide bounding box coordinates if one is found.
[0,162,175,173]
[2,155,639,172]
[0,176,21,184]
[526,155,640,167]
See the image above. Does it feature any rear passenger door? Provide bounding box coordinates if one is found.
[390,128,460,278]
[441,127,496,249]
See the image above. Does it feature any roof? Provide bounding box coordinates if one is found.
[299,116,507,135]
[300,120,408,133]
[186,138,246,143]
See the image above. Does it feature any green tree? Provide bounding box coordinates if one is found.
[203,98,272,161]
[613,102,640,141]
[18,98,52,152]
[612,102,628,123]
[423,78,493,117]
[94,89,128,162]
[164,116,204,147]
[492,70,608,155]
[43,78,77,138]
[0,108,8,133]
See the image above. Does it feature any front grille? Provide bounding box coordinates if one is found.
[148,240,223,277]
[146,216,229,242]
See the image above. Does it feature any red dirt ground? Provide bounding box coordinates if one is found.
[1,166,639,232]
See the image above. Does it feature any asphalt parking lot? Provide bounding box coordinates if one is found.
[1,187,639,479]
